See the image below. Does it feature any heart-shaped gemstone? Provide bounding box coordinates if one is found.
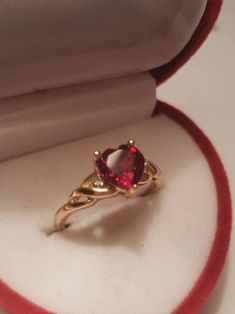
[96,144,145,190]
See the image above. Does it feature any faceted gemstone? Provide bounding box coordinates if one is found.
[96,144,145,190]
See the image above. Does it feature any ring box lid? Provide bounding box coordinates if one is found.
[0,0,221,99]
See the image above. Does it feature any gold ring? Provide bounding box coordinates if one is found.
[54,139,162,232]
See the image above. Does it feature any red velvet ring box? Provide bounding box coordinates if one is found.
[0,1,231,313]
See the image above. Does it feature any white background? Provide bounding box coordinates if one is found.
[0,0,234,313]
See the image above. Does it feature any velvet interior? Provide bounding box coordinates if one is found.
[0,102,231,314]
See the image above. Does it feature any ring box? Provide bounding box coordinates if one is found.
[0,1,231,313]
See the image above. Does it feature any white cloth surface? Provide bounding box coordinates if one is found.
[0,114,217,314]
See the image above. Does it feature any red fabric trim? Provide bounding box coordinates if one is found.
[0,280,52,314]
[0,101,231,314]
[151,0,223,85]
[154,101,232,314]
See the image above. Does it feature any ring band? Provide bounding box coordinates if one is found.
[54,139,162,232]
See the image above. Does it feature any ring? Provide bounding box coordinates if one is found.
[54,139,162,232]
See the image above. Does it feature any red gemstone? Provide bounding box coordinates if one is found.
[96,144,145,190]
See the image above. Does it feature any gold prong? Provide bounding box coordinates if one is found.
[125,184,138,197]
[94,150,101,160]
[128,139,135,146]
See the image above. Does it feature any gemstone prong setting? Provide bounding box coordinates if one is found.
[128,139,135,146]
